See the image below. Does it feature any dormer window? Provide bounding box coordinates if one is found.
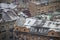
[0,14,2,20]
[30,27,35,32]
[48,22,51,26]
[34,29,37,32]
[40,29,43,33]
[39,29,41,32]
[53,23,54,24]
[44,29,48,32]
[27,20,31,24]
[56,24,60,27]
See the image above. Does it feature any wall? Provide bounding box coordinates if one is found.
[28,1,60,16]
[13,26,60,40]
[0,22,15,40]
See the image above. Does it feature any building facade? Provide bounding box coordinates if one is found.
[14,18,60,40]
[0,7,18,40]
[13,26,60,40]
[28,0,60,16]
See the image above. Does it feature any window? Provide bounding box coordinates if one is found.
[9,28,13,32]
[39,29,41,32]
[1,26,6,32]
[10,36,13,40]
[0,30,1,33]
[56,24,60,27]
[37,8,40,10]
[2,33,6,40]
[15,37,19,40]
[27,21,31,24]
[55,6,57,8]
[45,3,49,5]
[24,29,26,31]
[15,29,19,36]
[50,39,54,40]
[41,0,48,2]
[37,11,40,15]
[31,36,34,40]
[48,22,51,26]
[51,33,54,35]
[0,14,2,20]
[7,11,17,19]
[2,37,6,40]
[23,35,26,40]
[1,30,6,32]
[40,29,43,33]
[30,27,35,32]
[44,29,48,32]
[22,0,27,3]
[16,28,18,30]
[29,0,31,1]
[35,0,41,1]
[34,29,37,32]
[38,37,40,40]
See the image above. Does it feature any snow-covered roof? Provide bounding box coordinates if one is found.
[35,14,52,20]
[49,28,60,32]
[24,18,45,28]
[31,1,41,5]
[42,21,52,28]
[0,3,17,9]
[0,3,9,9]
[24,18,60,32]
[43,21,60,27]
[18,12,28,17]
[16,17,26,27]
[0,9,18,23]
[31,0,48,5]
[43,20,60,32]
[24,18,36,26]
[9,3,17,9]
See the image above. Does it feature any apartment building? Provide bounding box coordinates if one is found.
[0,5,18,40]
[28,0,60,16]
[14,18,60,40]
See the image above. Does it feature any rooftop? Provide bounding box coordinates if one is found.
[23,18,60,32]
[30,0,60,5]
[0,3,17,9]
[0,9,18,23]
